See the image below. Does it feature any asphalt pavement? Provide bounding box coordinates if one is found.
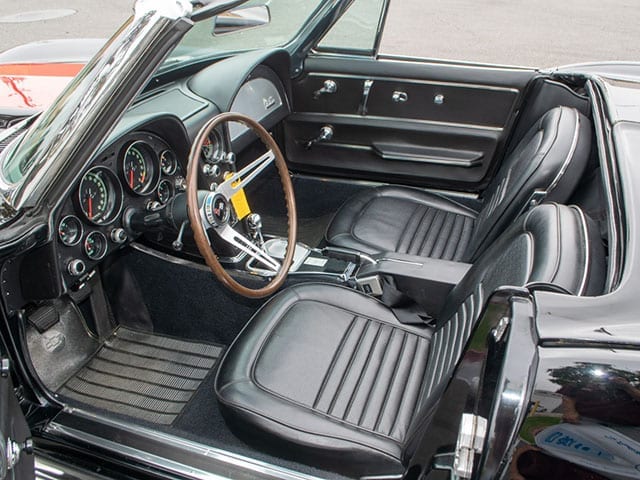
[0,0,638,68]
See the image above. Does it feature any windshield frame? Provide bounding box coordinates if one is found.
[0,0,354,215]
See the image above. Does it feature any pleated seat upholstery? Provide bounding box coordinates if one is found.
[215,203,606,477]
[326,106,592,262]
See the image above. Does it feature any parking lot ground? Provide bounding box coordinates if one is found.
[0,0,638,68]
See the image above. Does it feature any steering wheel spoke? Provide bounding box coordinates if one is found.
[216,224,280,272]
[217,150,275,200]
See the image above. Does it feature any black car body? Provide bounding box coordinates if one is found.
[0,1,638,479]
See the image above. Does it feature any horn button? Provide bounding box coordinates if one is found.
[205,193,231,226]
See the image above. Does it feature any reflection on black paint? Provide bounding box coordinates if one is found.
[549,363,640,426]
[510,361,640,480]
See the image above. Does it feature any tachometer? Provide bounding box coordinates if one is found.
[78,167,122,225]
[123,141,157,194]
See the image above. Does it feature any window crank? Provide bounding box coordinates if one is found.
[313,79,337,99]
[305,125,334,150]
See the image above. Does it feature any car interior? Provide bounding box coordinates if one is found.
[2,42,614,479]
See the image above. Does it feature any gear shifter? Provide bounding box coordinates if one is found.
[246,213,265,249]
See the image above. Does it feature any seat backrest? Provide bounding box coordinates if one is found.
[402,203,606,456]
[466,106,592,261]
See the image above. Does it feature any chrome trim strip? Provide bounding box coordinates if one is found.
[48,409,326,480]
[586,80,621,292]
[292,111,504,132]
[379,257,424,267]
[376,53,537,72]
[45,422,225,480]
[130,242,220,271]
[305,71,520,94]
[574,206,591,296]
[290,173,481,200]
[546,108,581,195]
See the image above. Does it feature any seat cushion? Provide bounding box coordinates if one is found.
[325,186,477,261]
[215,283,433,477]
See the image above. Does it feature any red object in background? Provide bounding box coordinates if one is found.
[0,63,84,111]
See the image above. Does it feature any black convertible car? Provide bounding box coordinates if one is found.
[0,1,638,479]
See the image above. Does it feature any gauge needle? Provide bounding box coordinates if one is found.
[129,169,134,189]
[88,196,93,219]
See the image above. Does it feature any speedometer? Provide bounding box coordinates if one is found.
[78,167,122,225]
[123,141,157,194]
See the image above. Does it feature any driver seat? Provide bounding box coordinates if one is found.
[215,204,605,477]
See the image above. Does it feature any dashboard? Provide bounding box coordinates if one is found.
[55,130,187,285]
[53,51,291,291]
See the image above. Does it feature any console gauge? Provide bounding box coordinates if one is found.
[84,231,108,260]
[123,141,157,194]
[78,167,122,225]
[58,215,83,246]
[160,150,177,175]
[157,179,173,204]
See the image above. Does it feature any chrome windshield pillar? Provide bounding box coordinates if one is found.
[0,0,193,210]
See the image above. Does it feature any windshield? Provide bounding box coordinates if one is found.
[0,0,326,189]
[163,0,323,70]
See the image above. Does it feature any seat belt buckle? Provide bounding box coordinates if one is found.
[356,275,383,296]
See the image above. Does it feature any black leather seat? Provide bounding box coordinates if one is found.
[216,204,605,477]
[325,106,592,262]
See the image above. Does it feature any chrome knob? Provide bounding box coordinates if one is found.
[313,79,338,99]
[175,176,187,192]
[247,213,262,230]
[67,259,86,277]
[110,228,127,244]
[202,163,221,177]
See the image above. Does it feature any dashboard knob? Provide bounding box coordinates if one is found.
[175,176,187,192]
[224,152,236,166]
[146,201,162,212]
[202,163,221,177]
[67,259,86,277]
[110,228,128,244]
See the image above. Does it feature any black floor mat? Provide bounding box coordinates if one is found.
[58,327,224,425]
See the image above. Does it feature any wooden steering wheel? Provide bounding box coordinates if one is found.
[186,112,297,299]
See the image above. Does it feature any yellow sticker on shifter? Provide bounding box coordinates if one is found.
[225,172,251,220]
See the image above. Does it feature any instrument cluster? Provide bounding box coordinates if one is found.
[55,131,185,285]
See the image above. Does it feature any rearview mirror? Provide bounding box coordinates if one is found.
[212,5,270,35]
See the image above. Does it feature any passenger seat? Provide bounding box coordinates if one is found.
[325,106,591,262]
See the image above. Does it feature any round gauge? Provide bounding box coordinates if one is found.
[157,179,173,204]
[84,231,108,260]
[58,215,83,246]
[123,141,157,194]
[201,130,224,163]
[78,167,122,225]
[160,150,177,175]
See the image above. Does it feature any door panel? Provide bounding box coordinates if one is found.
[286,113,501,186]
[285,54,537,191]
